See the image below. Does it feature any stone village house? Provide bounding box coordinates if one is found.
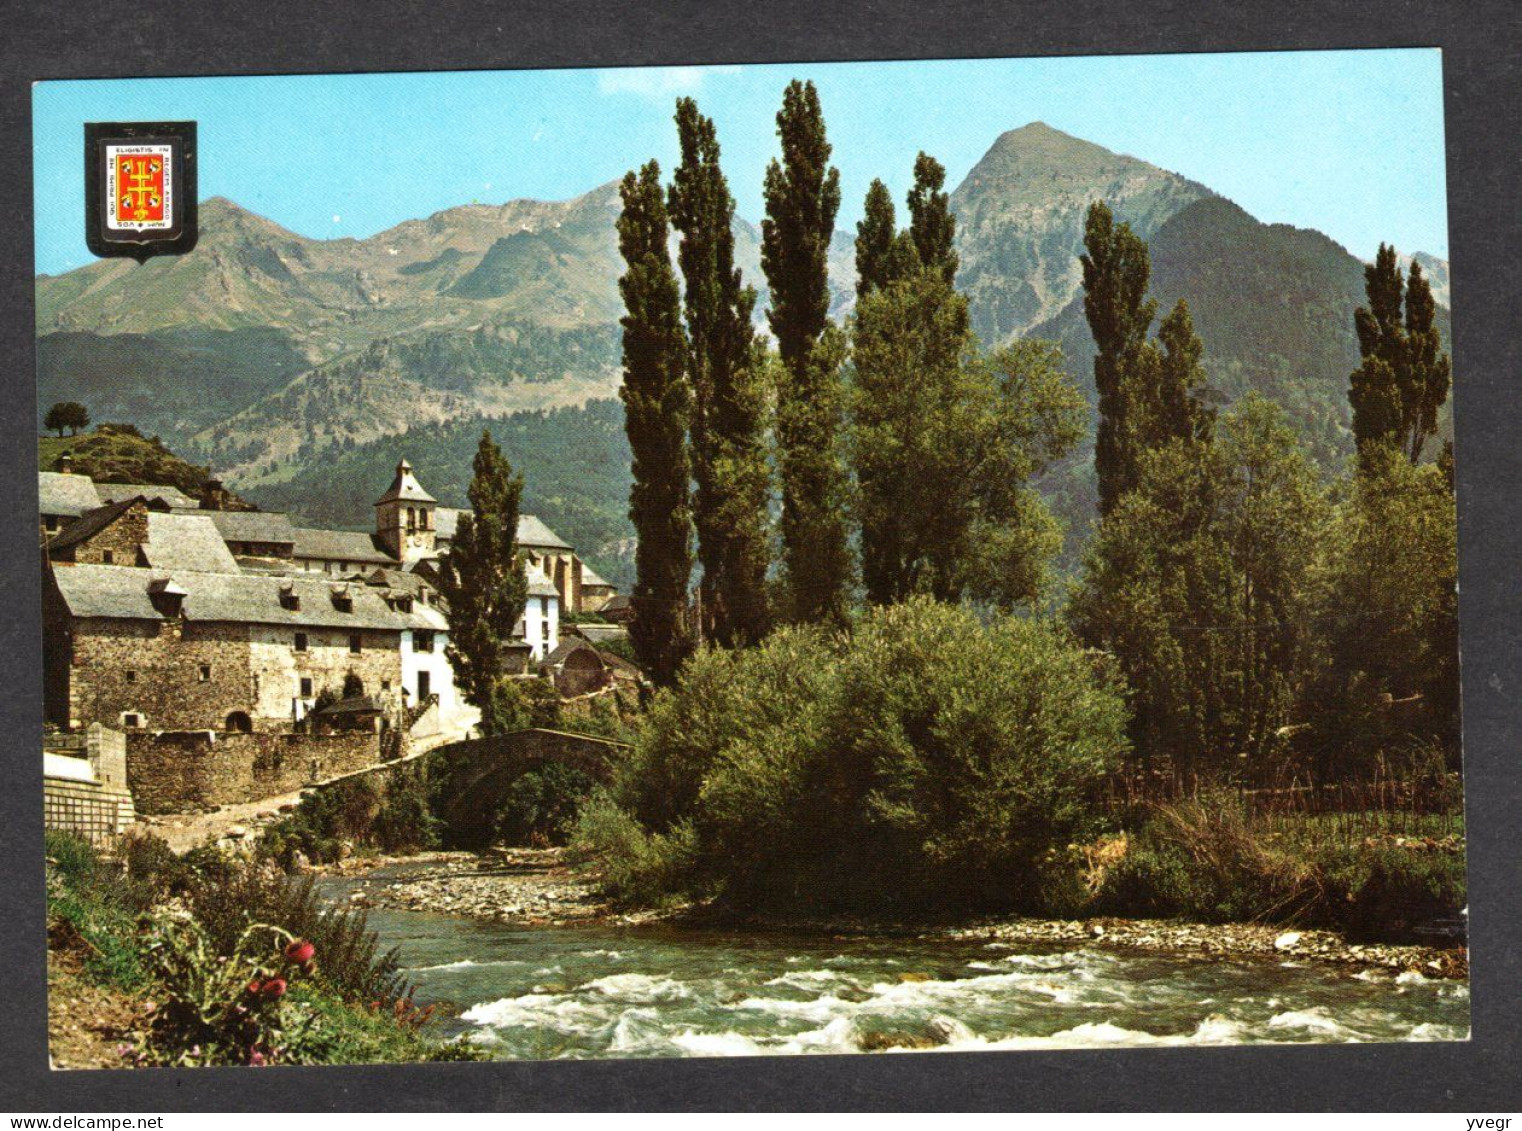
[41,457,621,813]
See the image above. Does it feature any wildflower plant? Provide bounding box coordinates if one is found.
[131,910,322,1067]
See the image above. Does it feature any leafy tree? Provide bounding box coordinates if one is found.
[850,270,1083,608]
[761,80,852,627]
[906,152,958,285]
[854,179,916,301]
[1081,202,1157,517]
[617,160,695,687]
[45,401,90,437]
[1349,246,1452,464]
[1070,396,1329,783]
[1310,446,1460,776]
[587,598,1128,914]
[668,97,772,647]
[433,431,528,730]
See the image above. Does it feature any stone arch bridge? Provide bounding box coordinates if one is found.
[424,728,629,844]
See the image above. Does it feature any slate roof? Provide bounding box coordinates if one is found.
[580,563,613,589]
[544,638,597,667]
[433,507,465,541]
[313,695,386,717]
[96,483,195,509]
[181,509,298,547]
[39,472,105,518]
[526,561,560,599]
[517,514,571,550]
[46,498,140,552]
[51,564,448,632]
[374,459,438,505]
[433,508,572,552]
[141,513,241,574]
[291,527,396,565]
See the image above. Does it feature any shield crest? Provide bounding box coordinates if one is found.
[85,121,197,261]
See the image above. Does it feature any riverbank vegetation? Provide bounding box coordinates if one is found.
[45,831,480,1068]
[568,83,1464,941]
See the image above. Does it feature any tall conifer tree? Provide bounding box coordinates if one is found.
[761,80,852,626]
[1081,201,1157,517]
[617,160,694,686]
[668,97,772,647]
[434,431,527,730]
[906,152,958,285]
[1349,246,1450,464]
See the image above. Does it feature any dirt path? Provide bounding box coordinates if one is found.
[138,789,306,854]
[47,951,139,1070]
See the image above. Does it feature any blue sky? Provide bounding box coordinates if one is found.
[32,49,1448,277]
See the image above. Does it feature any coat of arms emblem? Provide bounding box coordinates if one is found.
[85,121,197,260]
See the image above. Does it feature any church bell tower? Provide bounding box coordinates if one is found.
[375,458,438,563]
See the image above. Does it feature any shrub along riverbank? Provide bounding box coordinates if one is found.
[45,831,481,1068]
[567,599,1465,943]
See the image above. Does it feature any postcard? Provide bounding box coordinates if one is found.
[32,50,1466,1069]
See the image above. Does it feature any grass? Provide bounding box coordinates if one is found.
[1082,793,1466,941]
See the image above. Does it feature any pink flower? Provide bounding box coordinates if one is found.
[248,1049,266,1067]
[261,977,288,999]
[246,979,263,996]
[284,939,316,964]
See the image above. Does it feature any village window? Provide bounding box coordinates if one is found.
[44,516,59,533]
[540,596,550,619]
[198,664,211,682]
[349,633,362,655]
[381,679,392,692]
[299,677,313,699]
[122,713,141,729]
[280,589,300,611]
[102,550,115,564]
[294,632,308,652]
[125,670,137,683]
[415,631,434,653]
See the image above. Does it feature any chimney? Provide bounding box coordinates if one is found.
[55,452,74,475]
[147,576,188,618]
[199,479,231,511]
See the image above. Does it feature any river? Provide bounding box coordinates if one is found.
[327,875,1470,1058]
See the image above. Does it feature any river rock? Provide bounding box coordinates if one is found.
[1274,931,1302,950]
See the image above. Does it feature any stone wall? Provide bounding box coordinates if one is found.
[52,501,149,565]
[248,624,404,727]
[62,617,254,733]
[46,613,407,734]
[126,728,383,814]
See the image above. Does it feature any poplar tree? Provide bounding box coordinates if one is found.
[434,431,527,732]
[761,80,852,626]
[1081,201,1158,517]
[906,152,958,285]
[668,97,772,647]
[617,160,695,687]
[1349,246,1451,464]
[855,179,915,301]
[1149,299,1216,446]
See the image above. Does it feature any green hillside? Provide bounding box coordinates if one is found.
[242,400,635,588]
[38,424,246,501]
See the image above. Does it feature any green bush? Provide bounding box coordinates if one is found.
[570,791,702,907]
[583,598,1129,916]
[492,762,596,846]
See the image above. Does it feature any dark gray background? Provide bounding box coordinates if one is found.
[3,0,1518,1111]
